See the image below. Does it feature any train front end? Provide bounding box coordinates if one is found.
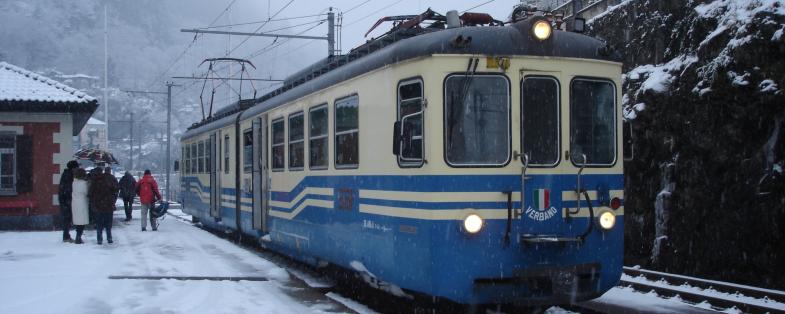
[411,19,624,305]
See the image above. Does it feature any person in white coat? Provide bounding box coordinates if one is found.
[71,168,89,244]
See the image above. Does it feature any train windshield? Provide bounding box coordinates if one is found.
[522,76,560,166]
[444,75,510,166]
[570,79,616,166]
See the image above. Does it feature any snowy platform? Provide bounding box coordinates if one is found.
[0,210,352,314]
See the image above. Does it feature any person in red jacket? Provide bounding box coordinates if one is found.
[135,169,162,231]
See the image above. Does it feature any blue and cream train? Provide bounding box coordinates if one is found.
[180,10,624,305]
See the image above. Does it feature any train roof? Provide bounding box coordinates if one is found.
[183,17,620,140]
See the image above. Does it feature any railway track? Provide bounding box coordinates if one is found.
[621,266,785,313]
[168,210,785,313]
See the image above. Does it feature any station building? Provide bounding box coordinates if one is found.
[0,62,98,229]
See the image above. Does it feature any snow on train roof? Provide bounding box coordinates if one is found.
[183,19,619,139]
[0,62,96,103]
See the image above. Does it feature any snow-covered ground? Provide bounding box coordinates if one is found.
[0,206,728,314]
[0,208,350,314]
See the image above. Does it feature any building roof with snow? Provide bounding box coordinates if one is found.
[87,117,106,125]
[0,61,99,135]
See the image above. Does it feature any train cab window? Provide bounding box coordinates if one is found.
[288,112,305,170]
[570,78,616,166]
[243,129,253,173]
[335,95,359,168]
[444,74,510,166]
[309,105,328,170]
[197,141,204,173]
[272,118,285,171]
[224,135,230,174]
[190,143,197,173]
[205,138,212,173]
[522,76,560,166]
[397,79,424,167]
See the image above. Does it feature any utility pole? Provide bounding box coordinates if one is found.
[165,81,181,201]
[104,4,109,148]
[129,112,134,170]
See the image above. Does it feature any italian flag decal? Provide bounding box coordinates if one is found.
[533,189,550,210]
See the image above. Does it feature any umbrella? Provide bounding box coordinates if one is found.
[74,148,119,164]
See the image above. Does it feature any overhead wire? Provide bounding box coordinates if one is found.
[461,0,497,13]
[145,0,239,89]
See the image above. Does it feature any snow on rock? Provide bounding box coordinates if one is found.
[627,55,698,95]
[0,61,95,103]
[759,79,780,93]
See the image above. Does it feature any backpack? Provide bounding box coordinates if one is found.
[151,201,169,219]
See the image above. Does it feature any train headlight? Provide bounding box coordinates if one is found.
[598,211,616,230]
[533,20,552,41]
[463,214,484,234]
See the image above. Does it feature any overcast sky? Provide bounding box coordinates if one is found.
[164,0,525,104]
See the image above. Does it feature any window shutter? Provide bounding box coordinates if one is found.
[15,135,33,193]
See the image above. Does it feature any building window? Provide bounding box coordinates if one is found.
[522,76,560,166]
[444,74,510,167]
[397,79,424,167]
[271,118,285,171]
[309,105,328,170]
[243,129,253,173]
[288,112,305,170]
[335,95,359,168]
[224,135,230,174]
[570,78,616,166]
[0,134,16,194]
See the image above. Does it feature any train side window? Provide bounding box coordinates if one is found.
[243,129,253,173]
[223,135,230,174]
[197,141,204,173]
[397,79,424,167]
[521,76,560,166]
[335,95,359,169]
[271,118,285,171]
[205,138,212,173]
[190,143,197,173]
[309,105,328,170]
[444,74,511,167]
[288,112,305,170]
[184,144,190,175]
[570,78,616,166]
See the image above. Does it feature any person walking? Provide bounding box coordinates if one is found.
[135,170,162,231]
[118,171,137,221]
[58,160,79,242]
[71,168,89,244]
[88,167,119,244]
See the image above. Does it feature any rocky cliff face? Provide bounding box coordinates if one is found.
[589,0,785,288]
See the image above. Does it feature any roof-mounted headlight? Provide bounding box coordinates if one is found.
[533,20,552,41]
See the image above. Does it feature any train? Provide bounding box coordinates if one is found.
[180,7,624,306]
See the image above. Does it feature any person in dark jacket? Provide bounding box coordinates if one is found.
[88,168,119,244]
[118,172,137,221]
[86,166,103,224]
[136,170,162,231]
[58,160,79,242]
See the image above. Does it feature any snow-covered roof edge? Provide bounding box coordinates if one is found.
[0,61,96,103]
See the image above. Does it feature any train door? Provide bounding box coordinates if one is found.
[209,132,220,218]
[519,71,565,238]
[252,115,269,232]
